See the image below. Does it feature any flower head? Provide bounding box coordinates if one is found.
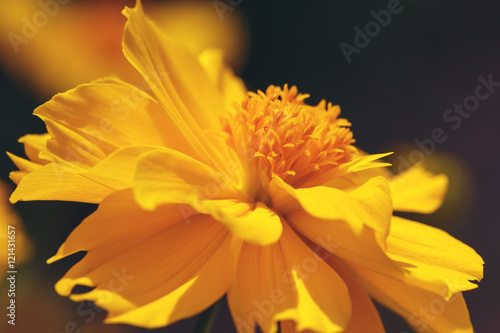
[8,1,483,332]
[224,85,356,188]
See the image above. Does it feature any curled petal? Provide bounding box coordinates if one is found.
[228,222,351,333]
[270,176,392,236]
[196,200,283,246]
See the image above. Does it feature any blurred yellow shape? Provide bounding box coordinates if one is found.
[0,0,248,98]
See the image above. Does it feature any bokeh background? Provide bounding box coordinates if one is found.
[1,0,499,332]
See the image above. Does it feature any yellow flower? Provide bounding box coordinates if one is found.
[8,1,483,332]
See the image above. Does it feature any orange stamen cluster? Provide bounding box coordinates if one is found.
[223,85,357,187]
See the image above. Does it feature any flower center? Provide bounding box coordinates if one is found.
[223,85,356,194]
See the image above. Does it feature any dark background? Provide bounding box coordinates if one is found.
[1,0,499,332]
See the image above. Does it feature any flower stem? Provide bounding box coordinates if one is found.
[193,299,221,333]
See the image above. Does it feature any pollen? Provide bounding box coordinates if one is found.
[223,85,357,187]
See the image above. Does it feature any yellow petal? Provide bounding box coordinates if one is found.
[270,176,392,236]
[197,200,283,246]
[341,152,393,173]
[122,1,230,172]
[7,152,43,184]
[35,78,199,170]
[287,209,403,280]
[133,149,279,245]
[387,216,483,299]
[49,189,230,328]
[325,257,385,333]
[391,164,449,213]
[228,222,351,333]
[351,264,474,333]
[8,171,26,186]
[47,189,190,264]
[321,164,393,191]
[133,149,241,211]
[80,145,167,190]
[347,176,393,237]
[9,162,112,204]
[300,152,392,188]
[43,118,105,170]
[18,133,52,165]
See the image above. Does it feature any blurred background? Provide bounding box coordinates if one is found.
[0,0,499,332]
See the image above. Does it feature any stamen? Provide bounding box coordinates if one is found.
[223,85,357,189]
